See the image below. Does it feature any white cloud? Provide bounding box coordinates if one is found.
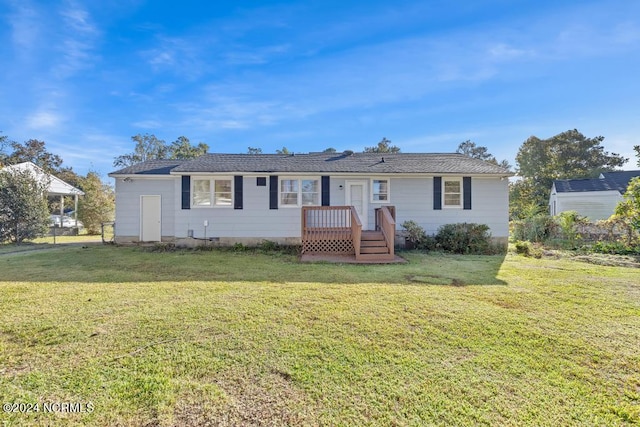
[26,110,63,130]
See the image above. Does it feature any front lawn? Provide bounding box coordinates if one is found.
[0,246,638,426]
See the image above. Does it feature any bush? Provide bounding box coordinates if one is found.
[0,168,50,243]
[587,241,640,255]
[435,223,492,254]
[511,214,558,243]
[401,220,427,249]
[513,240,543,258]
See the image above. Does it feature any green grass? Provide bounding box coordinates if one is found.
[0,246,639,426]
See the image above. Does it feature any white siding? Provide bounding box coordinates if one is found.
[391,177,509,238]
[115,174,510,241]
[554,191,622,220]
[114,177,177,240]
[174,176,302,239]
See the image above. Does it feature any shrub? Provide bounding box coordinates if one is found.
[514,240,531,256]
[435,223,492,254]
[401,220,427,249]
[511,214,558,243]
[513,240,543,258]
[0,168,50,243]
[588,241,640,255]
[557,210,588,244]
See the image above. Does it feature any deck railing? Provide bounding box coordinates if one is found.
[375,206,396,258]
[301,206,362,254]
[350,206,362,257]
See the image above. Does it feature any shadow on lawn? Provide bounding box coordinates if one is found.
[0,245,508,286]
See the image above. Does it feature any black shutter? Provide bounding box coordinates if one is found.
[321,176,330,206]
[463,177,472,210]
[181,175,191,210]
[269,175,278,209]
[433,177,442,210]
[234,176,243,209]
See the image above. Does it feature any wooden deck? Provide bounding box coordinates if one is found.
[301,206,397,262]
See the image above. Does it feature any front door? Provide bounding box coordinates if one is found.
[140,195,161,242]
[346,181,368,230]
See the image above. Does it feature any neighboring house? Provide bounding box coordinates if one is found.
[549,170,640,220]
[109,152,512,258]
[1,162,85,226]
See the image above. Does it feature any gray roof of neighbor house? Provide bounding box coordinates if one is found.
[110,152,513,176]
[601,170,640,191]
[553,170,640,194]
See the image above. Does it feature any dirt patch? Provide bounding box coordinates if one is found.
[173,369,320,426]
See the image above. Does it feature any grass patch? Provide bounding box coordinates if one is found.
[1,246,639,426]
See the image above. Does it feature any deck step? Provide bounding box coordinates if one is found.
[360,246,390,254]
[361,231,384,241]
[356,253,395,261]
[359,230,389,255]
[361,239,387,247]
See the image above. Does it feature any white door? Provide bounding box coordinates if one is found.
[140,195,161,242]
[346,181,368,230]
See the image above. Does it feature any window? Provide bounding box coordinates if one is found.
[372,179,389,202]
[280,179,299,206]
[192,178,232,207]
[193,179,211,206]
[280,178,320,207]
[214,180,232,206]
[301,179,319,205]
[443,178,462,207]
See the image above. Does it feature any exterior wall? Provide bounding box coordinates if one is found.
[174,176,304,240]
[114,173,511,243]
[390,177,509,238]
[113,177,177,242]
[552,191,622,220]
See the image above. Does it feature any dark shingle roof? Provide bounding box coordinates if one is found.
[109,153,512,176]
[554,170,640,194]
[109,159,189,176]
[601,170,640,192]
[553,178,621,193]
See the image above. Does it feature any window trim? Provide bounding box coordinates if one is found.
[370,178,390,203]
[279,177,321,208]
[442,177,463,209]
[191,177,234,208]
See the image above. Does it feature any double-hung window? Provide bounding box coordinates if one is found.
[280,178,320,207]
[192,178,232,207]
[443,178,462,208]
[372,179,389,202]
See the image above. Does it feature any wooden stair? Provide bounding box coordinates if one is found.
[357,231,393,261]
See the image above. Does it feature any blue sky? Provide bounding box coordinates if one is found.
[1,0,639,177]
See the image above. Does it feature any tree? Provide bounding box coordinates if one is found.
[612,177,640,246]
[512,129,627,218]
[247,147,263,154]
[276,147,291,154]
[169,136,208,159]
[113,134,168,167]
[0,133,8,167]
[114,134,211,167]
[456,140,511,169]
[364,137,400,153]
[0,168,50,243]
[516,130,626,184]
[77,172,115,235]
[323,147,337,153]
[1,139,64,174]
[634,145,640,167]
